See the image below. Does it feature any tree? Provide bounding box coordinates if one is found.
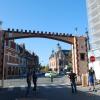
[67,65,72,72]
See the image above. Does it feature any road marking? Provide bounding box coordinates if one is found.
[6,83,69,91]
[38,84,48,86]
[20,85,26,90]
[16,98,46,100]
[8,85,14,91]
[55,86,63,88]
[44,86,51,88]
[38,83,68,89]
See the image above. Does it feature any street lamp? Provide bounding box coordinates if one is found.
[0,21,5,87]
[2,33,5,87]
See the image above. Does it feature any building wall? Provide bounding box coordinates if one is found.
[86,0,100,79]
[72,37,77,74]
[49,57,57,72]
[49,44,72,73]
[77,37,88,75]
[0,30,3,78]
[4,46,20,78]
[86,0,100,53]
[72,37,88,75]
[0,40,39,79]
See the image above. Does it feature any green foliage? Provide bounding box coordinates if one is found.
[40,65,49,73]
[67,65,72,72]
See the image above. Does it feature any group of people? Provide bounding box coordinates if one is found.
[25,67,96,95]
[26,68,37,96]
[68,67,96,93]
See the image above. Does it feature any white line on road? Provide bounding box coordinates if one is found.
[8,85,14,91]
[20,85,26,90]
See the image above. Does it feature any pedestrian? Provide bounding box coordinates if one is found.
[68,70,77,93]
[88,67,96,91]
[25,68,32,96]
[32,70,37,91]
[51,75,53,82]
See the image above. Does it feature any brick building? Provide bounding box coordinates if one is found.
[0,39,39,79]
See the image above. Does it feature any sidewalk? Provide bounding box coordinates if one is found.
[76,83,100,96]
[65,76,100,96]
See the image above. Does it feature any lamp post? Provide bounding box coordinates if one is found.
[0,21,5,87]
[1,32,5,87]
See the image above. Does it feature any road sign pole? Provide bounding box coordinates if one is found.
[0,21,5,88]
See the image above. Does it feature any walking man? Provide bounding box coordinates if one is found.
[32,70,37,91]
[88,67,95,91]
[51,75,53,82]
[25,68,32,96]
[68,70,77,93]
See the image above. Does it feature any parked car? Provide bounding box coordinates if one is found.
[45,72,52,77]
[36,72,45,77]
[45,72,58,78]
[51,72,58,77]
[66,71,71,75]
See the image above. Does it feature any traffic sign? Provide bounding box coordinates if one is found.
[90,56,95,62]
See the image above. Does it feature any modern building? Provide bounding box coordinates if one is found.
[86,0,100,79]
[49,43,72,73]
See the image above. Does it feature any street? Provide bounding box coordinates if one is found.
[0,76,100,100]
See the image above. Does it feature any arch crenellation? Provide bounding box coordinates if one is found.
[6,28,74,38]
[4,28,75,44]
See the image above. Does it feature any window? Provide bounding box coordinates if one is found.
[80,53,85,60]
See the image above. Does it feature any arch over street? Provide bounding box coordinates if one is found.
[0,28,88,83]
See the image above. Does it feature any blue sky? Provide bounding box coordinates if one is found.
[0,0,88,65]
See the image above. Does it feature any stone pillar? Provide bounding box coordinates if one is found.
[72,36,88,85]
[82,73,88,87]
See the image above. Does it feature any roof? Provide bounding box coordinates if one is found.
[49,49,71,59]
[62,50,71,55]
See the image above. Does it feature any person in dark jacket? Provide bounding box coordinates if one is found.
[68,70,77,93]
[88,67,95,91]
[32,71,37,91]
[25,69,32,96]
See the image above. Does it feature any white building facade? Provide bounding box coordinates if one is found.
[49,44,72,73]
[86,0,100,80]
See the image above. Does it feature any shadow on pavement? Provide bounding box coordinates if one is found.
[0,85,100,100]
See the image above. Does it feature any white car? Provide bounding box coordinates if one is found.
[45,72,52,77]
[45,72,58,78]
[66,71,71,75]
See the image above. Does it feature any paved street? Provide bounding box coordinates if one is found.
[0,76,100,100]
